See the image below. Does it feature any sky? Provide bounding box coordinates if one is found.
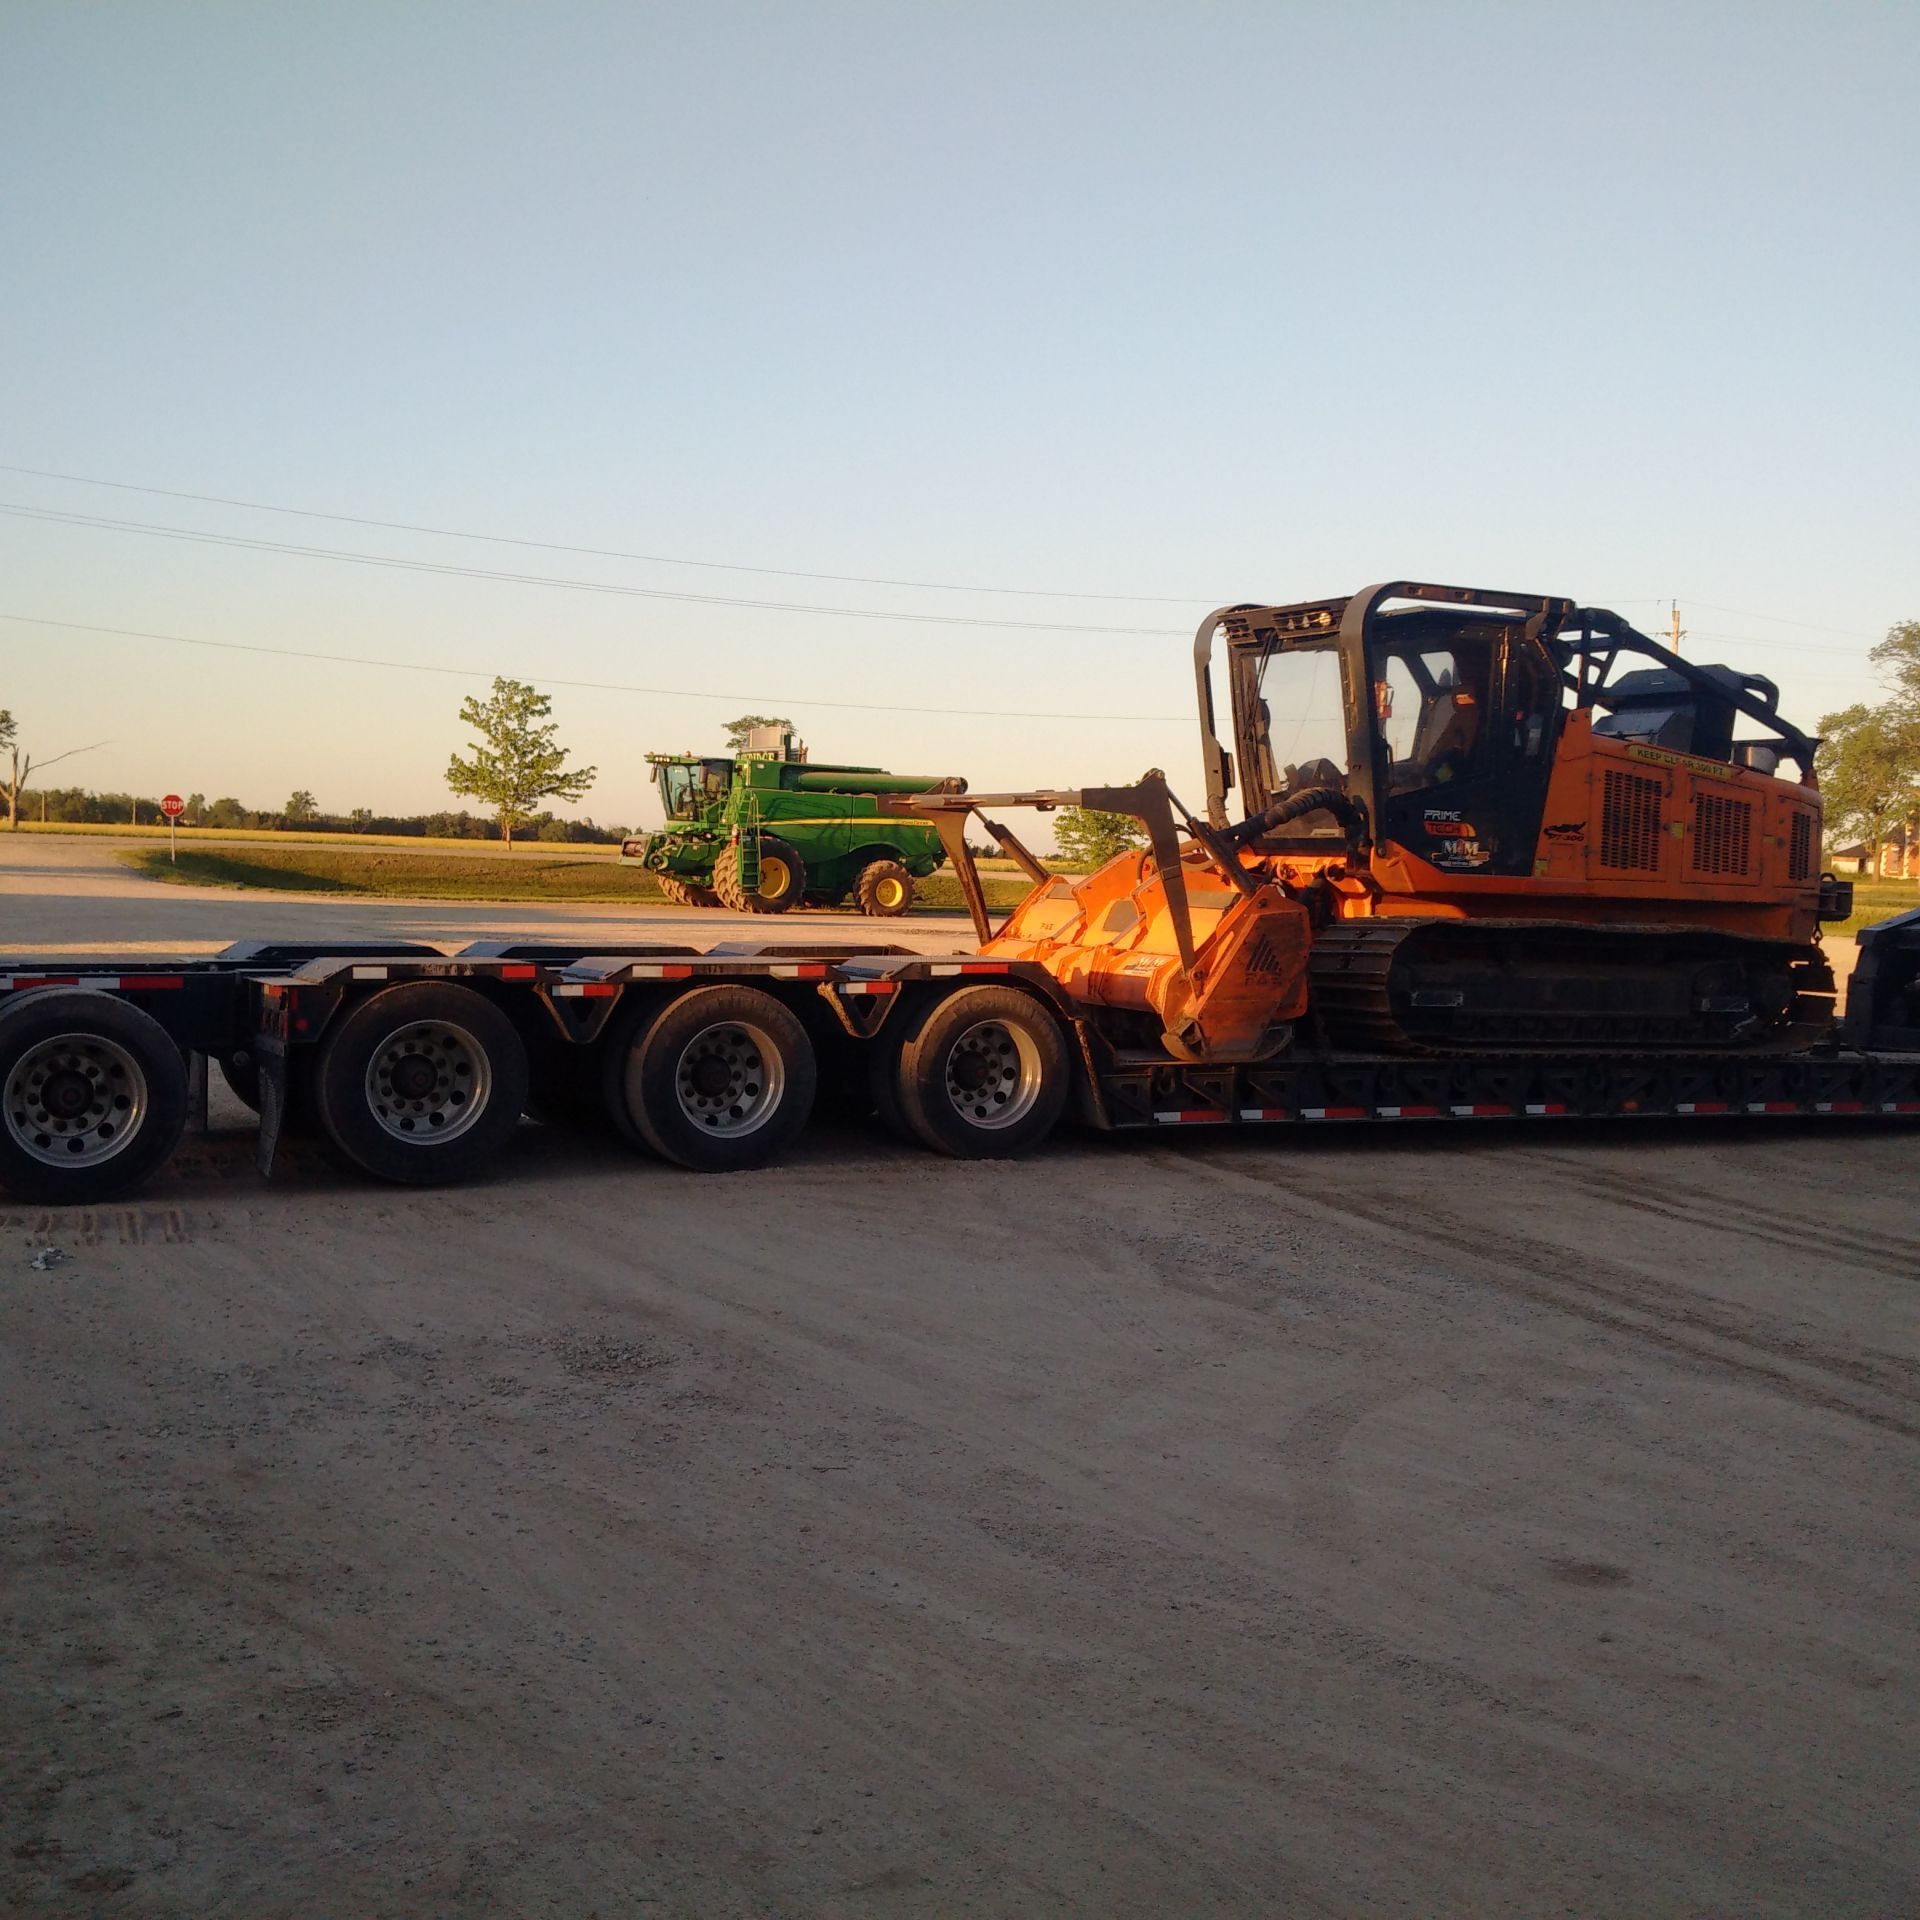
[2,1,1916,836]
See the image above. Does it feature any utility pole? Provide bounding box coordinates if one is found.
[1670,602,1685,655]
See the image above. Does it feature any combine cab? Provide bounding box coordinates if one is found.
[624,725,964,916]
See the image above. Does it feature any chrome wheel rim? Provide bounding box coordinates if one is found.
[668,1020,784,1135]
[4,1031,148,1168]
[364,1020,492,1142]
[939,1019,1042,1130]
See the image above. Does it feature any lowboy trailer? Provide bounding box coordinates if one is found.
[1,912,1917,1206]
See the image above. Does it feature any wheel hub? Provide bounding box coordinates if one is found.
[4,1032,147,1168]
[940,1020,1043,1130]
[40,1068,95,1120]
[364,1020,492,1141]
[672,1021,784,1135]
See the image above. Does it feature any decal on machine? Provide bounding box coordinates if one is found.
[1423,808,1493,869]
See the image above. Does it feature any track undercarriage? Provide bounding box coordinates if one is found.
[1308,920,1836,1055]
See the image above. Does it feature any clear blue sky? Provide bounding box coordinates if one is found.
[3,2,1915,832]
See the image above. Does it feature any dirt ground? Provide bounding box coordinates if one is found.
[3,839,1918,1916]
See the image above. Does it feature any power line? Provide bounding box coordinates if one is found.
[0,612,1192,725]
[0,503,1190,637]
[1688,600,1886,642]
[0,501,1879,662]
[0,460,1207,604]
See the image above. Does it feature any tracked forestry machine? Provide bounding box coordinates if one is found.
[888,581,1920,1122]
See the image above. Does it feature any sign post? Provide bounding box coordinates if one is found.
[161,792,185,864]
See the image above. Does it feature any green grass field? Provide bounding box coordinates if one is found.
[119,845,1038,914]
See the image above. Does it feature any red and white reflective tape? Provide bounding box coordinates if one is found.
[926,961,1009,977]
[1375,1104,1443,1119]
[499,964,538,981]
[837,981,898,997]
[1152,1109,1227,1125]
[1814,1100,1866,1113]
[622,963,693,981]
[552,982,620,998]
[1882,1100,1920,1114]
[1,973,184,992]
[1745,1101,1799,1115]
[1675,1101,1730,1115]
[1451,1103,1515,1118]
[1524,1102,1567,1116]
[768,963,828,980]
[1302,1105,1368,1121]
[1238,1106,1292,1122]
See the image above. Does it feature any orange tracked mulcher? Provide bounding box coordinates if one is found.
[901,582,1870,1069]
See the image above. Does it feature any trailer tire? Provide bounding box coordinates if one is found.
[0,991,189,1203]
[218,1049,261,1112]
[311,982,529,1185]
[856,859,915,917]
[897,986,1070,1158]
[656,873,720,909]
[713,838,807,914]
[607,984,815,1171]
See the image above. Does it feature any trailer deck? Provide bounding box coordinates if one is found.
[1,932,1916,1206]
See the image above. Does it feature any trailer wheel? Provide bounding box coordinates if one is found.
[0,991,189,1203]
[897,986,1070,1158]
[856,859,915,917]
[713,837,807,914]
[311,982,529,1185]
[608,984,815,1171]
[218,1049,261,1112]
[656,873,720,909]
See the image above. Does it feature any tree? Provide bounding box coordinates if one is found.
[1054,805,1148,868]
[0,710,22,831]
[1817,703,1920,876]
[185,792,207,825]
[723,713,795,752]
[1870,618,1920,709]
[445,677,597,850]
[284,790,319,823]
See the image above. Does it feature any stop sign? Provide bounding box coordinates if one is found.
[160,793,185,819]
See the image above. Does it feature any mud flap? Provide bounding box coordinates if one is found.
[1841,907,1920,1053]
[254,1041,290,1180]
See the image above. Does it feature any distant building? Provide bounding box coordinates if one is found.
[1831,827,1918,879]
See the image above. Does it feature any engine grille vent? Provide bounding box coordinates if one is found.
[1599,770,1664,871]
[1691,791,1754,877]
[1789,810,1815,881]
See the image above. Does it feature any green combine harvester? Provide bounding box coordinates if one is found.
[623,726,965,916]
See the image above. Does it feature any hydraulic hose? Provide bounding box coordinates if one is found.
[1222,786,1369,848]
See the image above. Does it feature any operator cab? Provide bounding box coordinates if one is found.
[656,757,734,821]
[1203,583,1819,877]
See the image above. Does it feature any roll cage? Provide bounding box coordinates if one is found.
[1194,581,1819,845]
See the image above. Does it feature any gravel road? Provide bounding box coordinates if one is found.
[3,835,1916,1916]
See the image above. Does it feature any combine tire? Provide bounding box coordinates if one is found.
[655,873,720,909]
[897,985,1070,1158]
[0,991,190,1203]
[311,982,528,1185]
[713,836,807,914]
[856,858,915,917]
[603,984,815,1171]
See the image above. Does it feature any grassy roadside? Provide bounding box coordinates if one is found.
[25,820,623,855]
[118,845,1039,913]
